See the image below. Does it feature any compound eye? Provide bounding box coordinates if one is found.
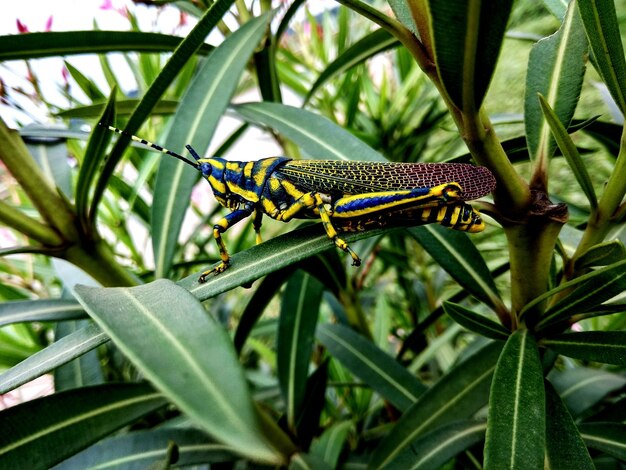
[200,162,212,176]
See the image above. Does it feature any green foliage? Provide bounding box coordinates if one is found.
[1,0,626,468]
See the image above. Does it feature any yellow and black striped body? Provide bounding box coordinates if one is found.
[101,124,495,281]
[194,156,493,281]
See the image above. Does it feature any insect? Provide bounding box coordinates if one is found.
[103,124,496,282]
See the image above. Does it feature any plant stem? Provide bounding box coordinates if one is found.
[64,240,138,287]
[0,200,63,246]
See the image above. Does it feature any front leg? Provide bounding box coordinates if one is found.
[277,192,361,267]
[199,207,254,282]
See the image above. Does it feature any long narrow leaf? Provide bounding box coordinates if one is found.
[152,13,271,278]
[73,280,287,464]
[55,428,238,469]
[525,1,587,166]
[579,423,626,461]
[484,330,545,469]
[0,299,85,326]
[317,323,425,412]
[538,94,597,207]
[0,383,167,469]
[428,0,514,111]
[0,322,108,394]
[379,420,486,470]
[443,301,510,341]
[0,31,212,60]
[578,0,626,115]
[370,341,502,469]
[277,271,324,430]
[234,102,386,161]
[542,331,626,365]
[306,29,398,103]
[544,381,594,469]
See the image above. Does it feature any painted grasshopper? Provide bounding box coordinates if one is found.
[103,125,496,282]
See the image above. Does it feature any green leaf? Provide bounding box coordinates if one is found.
[309,421,352,468]
[370,341,502,469]
[538,261,626,330]
[73,280,287,464]
[234,102,386,161]
[277,271,324,430]
[542,331,626,365]
[55,428,238,469]
[0,299,85,326]
[0,383,167,469]
[525,2,588,164]
[579,423,626,461]
[151,13,271,278]
[89,0,236,225]
[428,0,514,111]
[55,99,179,119]
[484,330,545,469]
[520,259,626,329]
[387,0,418,34]
[53,320,104,391]
[63,61,106,102]
[549,368,626,417]
[538,93,597,208]
[316,323,425,412]
[574,240,626,271]
[306,29,398,103]
[443,301,510,341]
[0,322,108,394]
[578,0,626,115]
[379,420,486,470]
[76,88,116,224]
[544,381,594,469]
[0,31,212,60]
[409,225,504,311]
[179,222,389,300]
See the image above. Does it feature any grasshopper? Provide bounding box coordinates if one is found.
[103,125,496,282]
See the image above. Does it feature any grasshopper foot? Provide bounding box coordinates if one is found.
[198,261,229,283]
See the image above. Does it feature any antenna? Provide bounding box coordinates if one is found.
[100,123,199,168]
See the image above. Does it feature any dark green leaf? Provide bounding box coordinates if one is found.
[74,280,287,463]
[0,31,212,60]
[151,13,271,278]
[380,420,486,470]
[316,323,425,412]
[55,428,237,469]
[543,331,626,365]
[76,89,116,224]
[63,61,106,102]
[484,330,545,469]
[370,341,502,468]
[55,99,179,119]
[0,383,166,469]
[0,322,108,394]
[309,421,352,468]
[538,93,596,207]
[278,271,324,430]
[234,102,386,161]
[579,423,626,460]
[578,0,626,115]
[544,381,594,469]
[574,240,626,271]
[525,2,587,163]
[428,0,514,111]
[409,225,504,311]
[443,301,510,341]
[54,320,104,391]
[295,361,329,449]
[549,368,626,417]
[180,223,389,300]
[306,29,398,103]
[0,299,85,326]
